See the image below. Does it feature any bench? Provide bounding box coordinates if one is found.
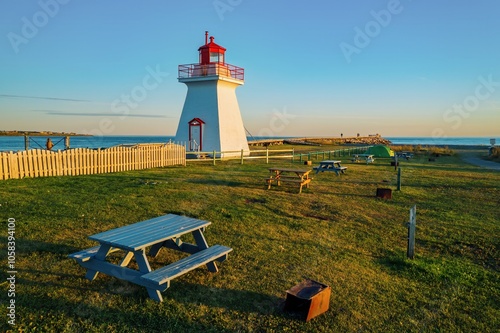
[69,246,133,272]
[352,155,374,164]
[68,246,123,262]
[275,177,311,193]
[141,245,233,286]
[265,177,275,188]
[313,166,347,175]
[68,246,101,262]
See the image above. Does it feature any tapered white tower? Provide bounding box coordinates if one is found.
[175,32,249,157]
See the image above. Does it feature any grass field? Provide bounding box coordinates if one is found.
[1,147,499,332]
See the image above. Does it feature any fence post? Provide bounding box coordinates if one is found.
[266,148,269,164]
[213,150,216,166]
[24,135,29,150]
[240,149,244,165]
[407,205,416,259]
[397,167,402,191]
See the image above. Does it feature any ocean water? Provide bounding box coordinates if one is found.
[0,135,175,152]
[0,135,497,152]
[385,137,497,146]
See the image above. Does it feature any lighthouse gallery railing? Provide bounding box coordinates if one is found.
[178,63,244,81]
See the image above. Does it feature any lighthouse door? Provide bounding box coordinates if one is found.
[188,118,204,151]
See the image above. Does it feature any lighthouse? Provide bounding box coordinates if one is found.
[175,32,250,157]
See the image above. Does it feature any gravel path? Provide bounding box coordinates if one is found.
[459,153,500,171]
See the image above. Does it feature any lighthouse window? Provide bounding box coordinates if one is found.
[210,52,223,63]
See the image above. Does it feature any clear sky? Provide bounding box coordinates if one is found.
[1,0,499,138]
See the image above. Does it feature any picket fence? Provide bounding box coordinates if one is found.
[0,143,186,180]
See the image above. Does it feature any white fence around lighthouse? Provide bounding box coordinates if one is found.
[0,143,186,180]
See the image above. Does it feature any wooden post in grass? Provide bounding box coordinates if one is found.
[240,149,244,165]
[394,154,398,170]
[407,205,416,259]
[266,148,269,164]
[213,150,216,166]
[397,167,402,191]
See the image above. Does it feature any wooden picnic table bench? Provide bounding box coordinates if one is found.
[351,154,375,164]
[313,160,347,175]
[266,168,312,193]
[68,214,232,302]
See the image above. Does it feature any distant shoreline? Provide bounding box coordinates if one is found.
[0,131,91,137]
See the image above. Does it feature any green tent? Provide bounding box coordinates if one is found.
[366,145,394,157]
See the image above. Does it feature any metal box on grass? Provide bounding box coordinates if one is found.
[284,279,330,321]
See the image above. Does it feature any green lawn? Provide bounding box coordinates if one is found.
[1,151,499,332]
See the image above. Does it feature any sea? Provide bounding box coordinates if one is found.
[0,135,497,152]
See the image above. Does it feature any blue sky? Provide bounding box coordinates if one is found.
[0,0,499,137]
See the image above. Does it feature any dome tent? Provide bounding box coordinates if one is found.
[366,145,394,157]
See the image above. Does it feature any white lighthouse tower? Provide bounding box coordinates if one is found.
[175,32,249,157]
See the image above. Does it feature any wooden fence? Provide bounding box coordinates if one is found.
[0,143,186,180]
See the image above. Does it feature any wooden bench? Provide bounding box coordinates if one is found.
[276,176,311,193]
[336,166,347,174]
[313,166,347,175]
[141,245,233,287]
[265,177,275,189]
[68,246,122,263]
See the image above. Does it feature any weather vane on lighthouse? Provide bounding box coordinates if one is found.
[175,31,249,157]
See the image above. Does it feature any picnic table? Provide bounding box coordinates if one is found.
[68,214,232,302]
[266,167,312,193]
[351,154,375,164]
[313,160,347,175]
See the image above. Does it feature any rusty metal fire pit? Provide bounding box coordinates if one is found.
[284,279,330,321]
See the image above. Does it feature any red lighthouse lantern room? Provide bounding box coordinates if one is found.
[199,31,226,65]
[178,32,244,81]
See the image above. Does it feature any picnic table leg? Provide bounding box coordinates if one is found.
[149,242,165,257]
[85,244,112,281]
[119,251,134,267]
[192,229,218,273]
[134,249,163,302]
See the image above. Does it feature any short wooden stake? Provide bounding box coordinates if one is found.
[407,205,416,259]
[397,167,402,191]
[213,150,216,166]
[240,149,244,164]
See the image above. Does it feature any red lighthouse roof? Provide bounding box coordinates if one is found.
[198,31,226,65]
[178,31,244,81]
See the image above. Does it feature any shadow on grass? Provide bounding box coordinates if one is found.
[0,236,79,256]
[163,281,287,316]
[14,280,291,332]
[13,291,239,332]
[187,178,244,187]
